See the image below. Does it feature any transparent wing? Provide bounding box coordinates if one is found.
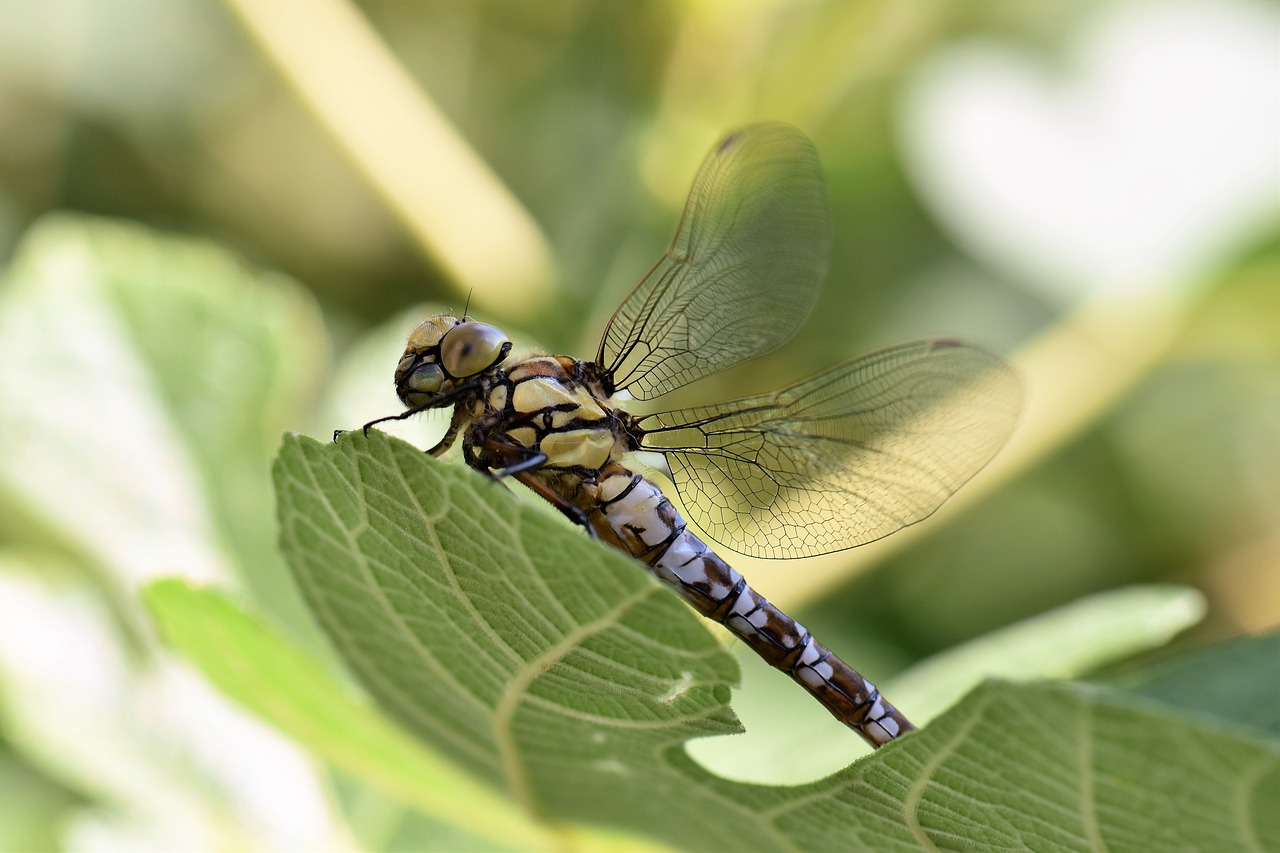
[597,123,831,401]
[635,340,1021,558]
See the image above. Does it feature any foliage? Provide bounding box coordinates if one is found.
[0,1,1277,848]
[146,431,1280,851]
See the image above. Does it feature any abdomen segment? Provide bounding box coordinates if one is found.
[588,464,914,748]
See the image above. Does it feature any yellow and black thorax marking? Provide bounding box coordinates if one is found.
[473,355,633,475]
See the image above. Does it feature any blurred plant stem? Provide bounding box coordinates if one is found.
[222,0,555,316]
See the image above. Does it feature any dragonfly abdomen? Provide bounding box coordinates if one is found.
[588,464,914,748]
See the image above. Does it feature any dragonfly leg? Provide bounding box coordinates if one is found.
[359,380,482,435]
[491,450,551,478]
[509,470,596,538]
[473,436,546,476]
[360,407,423,435]
[477,436,595,536]
[425,412,465,457]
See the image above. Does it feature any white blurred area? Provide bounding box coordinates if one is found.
[903,0,1280,301]
[0,565,348,851]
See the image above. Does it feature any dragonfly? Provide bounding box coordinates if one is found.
[363,123,1020,748]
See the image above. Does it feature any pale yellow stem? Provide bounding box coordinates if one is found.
[222,0,554,315]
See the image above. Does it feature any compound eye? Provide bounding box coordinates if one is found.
[440,322,509,378]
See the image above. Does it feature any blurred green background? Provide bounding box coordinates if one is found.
[0,0,1276,849]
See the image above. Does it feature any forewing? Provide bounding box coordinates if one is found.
[597,123,830,400]
[635,341,1021,558]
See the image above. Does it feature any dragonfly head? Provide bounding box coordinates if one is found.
[395,314,511,408]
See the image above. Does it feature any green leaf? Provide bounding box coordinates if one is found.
[275,431,1280,851]
[1103,632,1280,736]
[0,742,82,853]
[880,680,1279,852]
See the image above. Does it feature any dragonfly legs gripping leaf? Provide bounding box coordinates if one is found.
[477,437,596,537]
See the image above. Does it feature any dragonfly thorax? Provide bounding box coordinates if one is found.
[394,313,511,408]
[480,356,630,476]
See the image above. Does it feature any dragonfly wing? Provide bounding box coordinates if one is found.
[597,123,831,401]
[635,340,1021,558]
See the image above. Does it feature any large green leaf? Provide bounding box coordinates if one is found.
[274,431,1280,851]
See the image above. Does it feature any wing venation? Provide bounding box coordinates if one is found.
[597,123,831,400]
[635,340,1021,558]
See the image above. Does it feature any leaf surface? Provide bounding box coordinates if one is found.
[274,431,1280,851]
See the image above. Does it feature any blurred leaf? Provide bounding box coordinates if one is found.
[0,742,82,853]
[0,215,345,848]
[893,585,1206,722]
[144,578,561,852]
[0,551,344,851]
[903,0,1280,299]
[274,431,1280,851]
[1103,633,1280,737]
[0,213,325,634]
